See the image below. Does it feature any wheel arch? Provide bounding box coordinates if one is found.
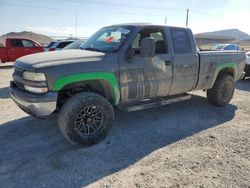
[210,63,237,88]
[52,72,120,106]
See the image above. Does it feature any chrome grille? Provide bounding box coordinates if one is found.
[13,67,25,90]
[14,67,24,76]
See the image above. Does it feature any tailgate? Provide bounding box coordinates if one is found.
[0,47,9,63]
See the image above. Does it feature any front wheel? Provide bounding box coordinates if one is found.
[207,74,235,106]
[58,92,114,145]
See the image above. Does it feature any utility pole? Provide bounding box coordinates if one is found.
[186,9,189,27]
[75,13,78,38]
[165,16,167,24]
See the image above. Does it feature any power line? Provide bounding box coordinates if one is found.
[1,2,219,28]
[190,9,220,18]
[62,0,187,12]
[1,2,185,17]
[62,1,219,18]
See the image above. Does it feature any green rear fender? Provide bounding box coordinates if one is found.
[210,63,237,88]
[52,72,120,105]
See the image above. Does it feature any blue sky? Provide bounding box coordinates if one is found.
[0,0,249,38]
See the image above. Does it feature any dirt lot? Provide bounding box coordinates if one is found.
[0,65,249,188]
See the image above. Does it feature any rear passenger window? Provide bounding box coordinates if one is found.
[10,39,23,47]
[57,42,72,48]
[170,29,192,54]
[46,41,55,48]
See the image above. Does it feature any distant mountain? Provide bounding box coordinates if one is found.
[197,29,250,41]
[0,31,52,45]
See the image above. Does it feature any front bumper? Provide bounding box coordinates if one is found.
[9,81,58,118]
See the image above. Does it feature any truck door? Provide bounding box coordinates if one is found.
[21,39,42,55]
[7,39,25,61]
[119,27,173,101]
[168,28,199,95]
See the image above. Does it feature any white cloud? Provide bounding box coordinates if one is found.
[25,26,98,38]
[189,0,250,34]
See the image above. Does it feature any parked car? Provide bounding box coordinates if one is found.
[10,24,246,146]
[0,38,44,63]
[243,51,250,79]
[212,44,241,51]
[44,40,74,51]
[63,39,86,50]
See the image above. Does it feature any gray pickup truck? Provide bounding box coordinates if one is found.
[10,24,246,145]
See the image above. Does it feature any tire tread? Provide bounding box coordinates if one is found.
[58,92,114,145]
[207,73,235,106]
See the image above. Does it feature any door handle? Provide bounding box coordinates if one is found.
[165,60,171,65]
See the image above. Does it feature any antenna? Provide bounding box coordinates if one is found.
[165,16,167,24]
[75,13,78,38]
[186,9,189,27]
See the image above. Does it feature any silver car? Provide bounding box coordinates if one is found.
[212,44,241,51]
[44,40,74,51]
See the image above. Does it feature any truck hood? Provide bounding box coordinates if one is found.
[15,49,106,70]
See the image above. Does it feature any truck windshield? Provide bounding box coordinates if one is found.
[80,27,130,53]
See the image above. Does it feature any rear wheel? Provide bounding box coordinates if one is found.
[58,92,114,145]
[207,74,235,106]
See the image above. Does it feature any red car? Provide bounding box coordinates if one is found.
[0,38,44,63]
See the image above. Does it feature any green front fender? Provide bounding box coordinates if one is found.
[52,72,120,105]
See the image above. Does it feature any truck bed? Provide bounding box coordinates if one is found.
[195,51,246,90]
[0,47,8,63]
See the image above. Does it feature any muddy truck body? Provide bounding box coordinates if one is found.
[10,24,246,145]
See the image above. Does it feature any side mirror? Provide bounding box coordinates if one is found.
[141,37,155,57]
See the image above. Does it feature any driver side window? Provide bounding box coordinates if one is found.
[22,40,35,47]
[224,45,235,50]
[131,29,168,55]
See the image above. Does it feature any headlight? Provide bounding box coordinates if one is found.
[23,71,46,81]
[24,85,48,93]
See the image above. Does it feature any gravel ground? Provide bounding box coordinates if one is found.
[0,66,249,188]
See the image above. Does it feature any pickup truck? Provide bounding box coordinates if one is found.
[9,24,246,145]
[243,51,250,79]
[0,38,44,63]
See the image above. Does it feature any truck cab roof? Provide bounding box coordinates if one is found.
[107,23,190,30]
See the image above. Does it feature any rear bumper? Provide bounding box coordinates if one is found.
[9,81,58,118]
